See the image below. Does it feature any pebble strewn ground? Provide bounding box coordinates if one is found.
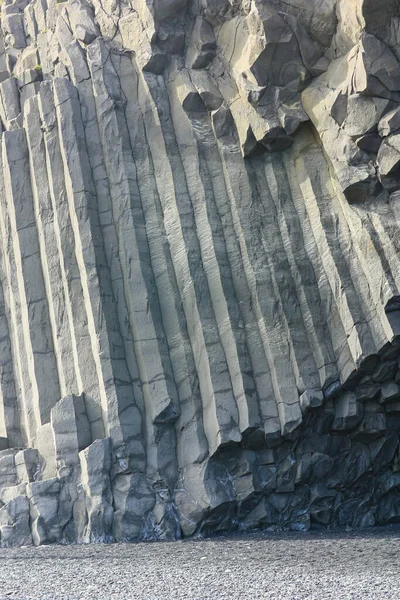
[0,527,400,599]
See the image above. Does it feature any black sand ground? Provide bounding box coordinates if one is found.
[0,527,399,599]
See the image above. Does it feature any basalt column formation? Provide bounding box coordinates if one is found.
[0,0,399,545]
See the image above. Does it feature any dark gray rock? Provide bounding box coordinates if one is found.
[0,495,31,547]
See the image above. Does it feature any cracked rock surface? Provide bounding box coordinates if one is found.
[0,0,399,544]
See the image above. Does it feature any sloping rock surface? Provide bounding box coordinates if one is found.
[0,0,399,544]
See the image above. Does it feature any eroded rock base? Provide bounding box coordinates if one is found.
[2,376,400,546]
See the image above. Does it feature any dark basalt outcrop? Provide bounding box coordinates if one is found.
[0,0,399,545]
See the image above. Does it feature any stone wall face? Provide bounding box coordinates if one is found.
[0,0,399,545]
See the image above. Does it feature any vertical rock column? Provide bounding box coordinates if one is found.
[0,278,22,448]
[2,128,61,438]
[60,41,146,469]
[0,143,31,444]
[210,104,303,435]
[38,79,104,440]
[87,43,180,489]
[53,76,148,453]
[107,52,208,470]
[24,95,80,398]
[137,67,243,455]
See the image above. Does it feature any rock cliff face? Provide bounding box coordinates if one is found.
[0,0,399,545]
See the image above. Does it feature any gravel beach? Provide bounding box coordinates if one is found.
[0,527,399,600]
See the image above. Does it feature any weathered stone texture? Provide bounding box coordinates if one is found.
[0,0,399,545]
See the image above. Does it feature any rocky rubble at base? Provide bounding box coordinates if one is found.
[0,0,399,545]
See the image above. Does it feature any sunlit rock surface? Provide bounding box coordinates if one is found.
[0,0,400,544]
